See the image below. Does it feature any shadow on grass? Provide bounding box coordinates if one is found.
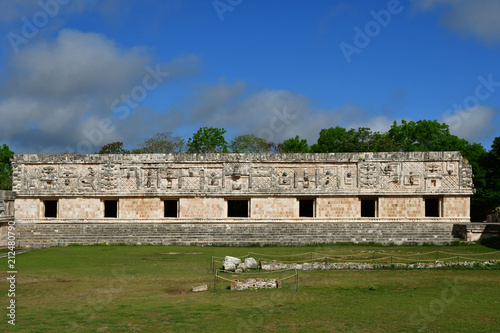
[479,236,500,250]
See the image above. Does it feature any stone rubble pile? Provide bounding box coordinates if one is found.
[230,278,281,290]
[222,256,241,271]
[223,256,259,271]
[260,260,500,270]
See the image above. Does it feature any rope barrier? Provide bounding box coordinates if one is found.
[215,249,500,272]
[439,251,500,256]
[218,268,297,275]
[280,273,298,281]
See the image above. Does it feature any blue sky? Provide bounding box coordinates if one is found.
[0,0,499,154]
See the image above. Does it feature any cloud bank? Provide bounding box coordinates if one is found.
[414,0,500,44]
[0,29,200,153]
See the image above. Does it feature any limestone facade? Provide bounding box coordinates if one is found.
[11,152,473,223]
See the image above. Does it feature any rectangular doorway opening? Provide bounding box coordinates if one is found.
[44,200,57,218]
[425,198,441,217]
[299,199,315,217]
[228,200,249,218]
[164,199,178,218]
[361,199,377,217]
[104,200,118,218]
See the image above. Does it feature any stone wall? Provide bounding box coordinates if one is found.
[0,191,15,246]
[453,223,500,241]
[0,190,15,217]
[316,197,360,218]
[16,221,458,248]
[251,197,296,218]
[11,152,474,223]
[9,153,477,247]
[12,152,473,198]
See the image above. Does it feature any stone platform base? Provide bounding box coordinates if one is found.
[15,222,460,247]
[452,223,500,242]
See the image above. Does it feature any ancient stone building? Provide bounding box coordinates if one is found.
[3,151,484,247]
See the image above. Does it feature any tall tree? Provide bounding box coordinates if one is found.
[0,144,14,190]
[282,135,309,153]
[484,137,500,217]
[310,127,394,153]
[134,132,186,154]
[386,120,469,152]
[187,127,228,153]
[98,142,129,154]
[386,120,489,221]
[229,134,274,153]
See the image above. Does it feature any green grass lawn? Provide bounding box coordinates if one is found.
[1,243,499,332]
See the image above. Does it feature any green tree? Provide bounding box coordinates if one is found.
[282,135,309,153]
[134,132,186,154]
[0,144,14,190]
[483,137,500,216]
[386,120,490,221]
[386,120,469,152]
[310,127,394,153]
[98,142,129,154]
[187,127,228,153]
[229,134,274,153]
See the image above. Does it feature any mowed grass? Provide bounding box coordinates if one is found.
[1,243,499,332]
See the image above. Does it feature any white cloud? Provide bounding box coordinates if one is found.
[184,83,398,144]
[0,29,201,153]
[441,105,499,143]
[4,29,151,100]
[414,0,500,44]
[348,115,396,134]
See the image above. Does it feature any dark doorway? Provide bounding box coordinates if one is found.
[425,198,440,217]
[361,199,377,217]
[104,200,118,218]
[228,200,249,218]
[164,200,178,218]
[299,199,315,217]
[44,200,57,218]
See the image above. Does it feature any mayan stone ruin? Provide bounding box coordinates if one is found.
[0,151,489,247]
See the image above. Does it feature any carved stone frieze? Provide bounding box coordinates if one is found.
[359,162,379,189]
[11,152,474,196]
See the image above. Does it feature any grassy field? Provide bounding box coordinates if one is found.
[1,242,500,332]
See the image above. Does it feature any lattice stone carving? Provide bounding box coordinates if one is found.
[252,177,272,190]
[442,174,459,189]
[183,175,201,190]
[120,166,140,191]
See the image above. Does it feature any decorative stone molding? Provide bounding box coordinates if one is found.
[11,152,473,197]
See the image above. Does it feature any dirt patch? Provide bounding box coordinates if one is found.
[139,257,175,260]
[157,252,202,255]
[164,288,190,295]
